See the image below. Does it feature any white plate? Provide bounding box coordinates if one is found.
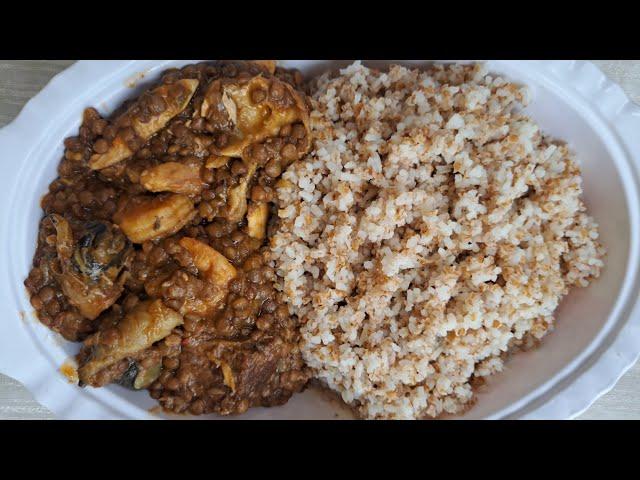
[1,60,639,420]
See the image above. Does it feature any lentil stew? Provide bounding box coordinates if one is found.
[24,61,311,415]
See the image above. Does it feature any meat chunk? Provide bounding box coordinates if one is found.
[115,194,196,243]
[89,79,199,169]
[78,299,184,386]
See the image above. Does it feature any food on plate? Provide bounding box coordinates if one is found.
[49,214,133,321]
[78,299,184,386]
[24,61,311,415]
[89,79,200,170]
[24,60,606,419]
[114,193,197,243]
[270,62,605,419]
[200,75,310,159]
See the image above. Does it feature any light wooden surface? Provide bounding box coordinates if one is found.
[0,60,638,420]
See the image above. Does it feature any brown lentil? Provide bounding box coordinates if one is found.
[264,158,282,178]
[281,143,298,163]
[25,61,311,417]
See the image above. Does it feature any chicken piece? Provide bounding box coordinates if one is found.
[178,237,237,287]
[89,79,199,170]
[151,239,237,319]
[114,193,196,243]
[246,202,269,240]
[50,214,133,320]
[201,76,310,159]
[89,138,133,172]
[140,160,205,195]
[205,154,230,169]
[132,79,199,140]
[78,299,184,386]
[225,162,257,223]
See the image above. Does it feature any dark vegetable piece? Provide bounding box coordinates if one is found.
[118,360,163,390]
[50,214,133,320]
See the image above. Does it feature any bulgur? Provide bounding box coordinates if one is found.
[271,61,605,419]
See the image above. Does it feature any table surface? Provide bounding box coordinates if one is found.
[1,60,639,420]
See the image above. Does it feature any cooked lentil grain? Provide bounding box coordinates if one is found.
[25,61,311,415]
